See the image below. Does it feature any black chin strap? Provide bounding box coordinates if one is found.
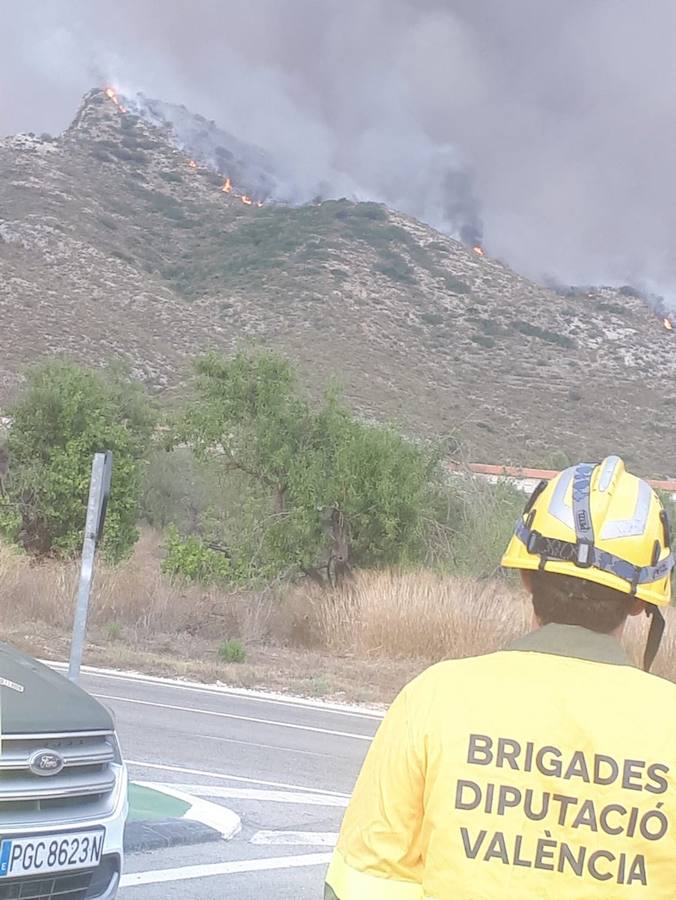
[643,604,665,672]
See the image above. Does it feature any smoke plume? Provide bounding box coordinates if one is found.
[2,0,675,301]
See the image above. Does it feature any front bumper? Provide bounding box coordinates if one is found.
[0,763,128,900]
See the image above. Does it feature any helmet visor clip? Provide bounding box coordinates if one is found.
[575,541,593,568]
[527,530,542,555]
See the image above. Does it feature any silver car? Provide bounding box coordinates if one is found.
[0,642,128,899]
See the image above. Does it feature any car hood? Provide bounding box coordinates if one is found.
[0,642,114,734]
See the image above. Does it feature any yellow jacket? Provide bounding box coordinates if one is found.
[325,624,676,899]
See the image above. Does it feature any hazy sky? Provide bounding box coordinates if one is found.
[2,0,675,299]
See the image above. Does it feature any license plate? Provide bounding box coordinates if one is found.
[0,829,104,879]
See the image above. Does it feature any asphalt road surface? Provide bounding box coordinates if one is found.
[61,665,383,899]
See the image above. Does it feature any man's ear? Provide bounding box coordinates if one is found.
[628,597,645,618]
[520,569,534,594]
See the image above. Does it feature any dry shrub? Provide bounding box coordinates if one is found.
[0,531,274,645]
[295,570,676,682]
[622,607,676,682]
[2,535,676,686]
[304,569,530,660]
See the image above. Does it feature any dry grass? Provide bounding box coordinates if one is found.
[308,570,530,659]
[1,533,675,704]
[0,531,272,644]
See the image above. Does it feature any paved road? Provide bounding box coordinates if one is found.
[63,666,383,898]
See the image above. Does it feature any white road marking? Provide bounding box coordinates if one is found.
[120,852,333,887]
[193,731,335,758]
[126,759,351,798]
[146,782,349,807]
[43,660,384,718]
[98,693,373,740]
[251,830,338,847]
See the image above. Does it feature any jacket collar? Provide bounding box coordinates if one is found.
[508,623,634,667]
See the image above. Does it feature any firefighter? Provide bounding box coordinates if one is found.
[324,457,675,899]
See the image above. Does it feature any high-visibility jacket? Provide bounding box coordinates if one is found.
[324,624,676,899]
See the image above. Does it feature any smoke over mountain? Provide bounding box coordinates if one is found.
[3,0,675,301]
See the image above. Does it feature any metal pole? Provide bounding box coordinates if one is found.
[68,453,106,683]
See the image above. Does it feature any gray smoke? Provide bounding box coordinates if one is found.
[2,0,675,301]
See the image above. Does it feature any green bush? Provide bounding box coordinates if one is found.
[105,623,122,642]
[376,251,416,284]
[141,448,219,533]
[0,360,154,561]
[471,334,496,349]
[442,275,470,294]
[110,249,135,265]
[595,301,627,316]
[218,639,246,663]
[162,526,232,584]
[513,320,575,348]
[443,477,525,578]
[476,317,506,336]
[420,312,444,326]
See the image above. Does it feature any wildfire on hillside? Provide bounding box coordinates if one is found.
[473,246,485,257]
[665,317,673,331]
[220,176,263,207]
[104,87,127,114]
[188,159,197,168]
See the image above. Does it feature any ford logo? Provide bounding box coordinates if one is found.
[29,750,65,777]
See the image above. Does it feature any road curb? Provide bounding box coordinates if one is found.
[135,781,242,840]
[124,818,222,854]
[125,782,241,854]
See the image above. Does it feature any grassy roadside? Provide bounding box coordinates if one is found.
[2,533,675,706]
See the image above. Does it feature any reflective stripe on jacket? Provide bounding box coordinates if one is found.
[324,624,676,899]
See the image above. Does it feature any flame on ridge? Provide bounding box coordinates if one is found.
[104,86,127,114]
[665,318,673,331]
[473,246,485,257]
[103,87,264,210]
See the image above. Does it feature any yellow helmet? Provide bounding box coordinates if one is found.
[502,457,673,670]
[502,456,673,606]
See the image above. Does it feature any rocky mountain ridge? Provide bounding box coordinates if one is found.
[0,88,674,474]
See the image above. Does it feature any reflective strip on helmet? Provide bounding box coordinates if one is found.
[514,520,675,587]
[547,466,575,529]
[600,479,652,540]
[598,455,622,492]
[571,463,596,544]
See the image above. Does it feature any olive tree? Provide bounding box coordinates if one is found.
[172,351,441,582]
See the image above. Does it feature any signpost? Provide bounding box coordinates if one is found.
[68,452,113,683]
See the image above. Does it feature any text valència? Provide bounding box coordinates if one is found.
[455,734,670,886]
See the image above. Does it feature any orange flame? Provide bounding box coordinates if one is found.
[188,159,197,169]
[665,318,673,331]
[473,246,485,257]
[222,177,232,193]
[104,86,127,113]
[241,195,253,206]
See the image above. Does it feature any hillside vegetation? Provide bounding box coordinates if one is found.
[1,88,675,473]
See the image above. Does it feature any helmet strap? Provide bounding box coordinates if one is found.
[643,603,665,672]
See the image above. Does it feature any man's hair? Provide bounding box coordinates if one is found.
[530,570,635,634]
